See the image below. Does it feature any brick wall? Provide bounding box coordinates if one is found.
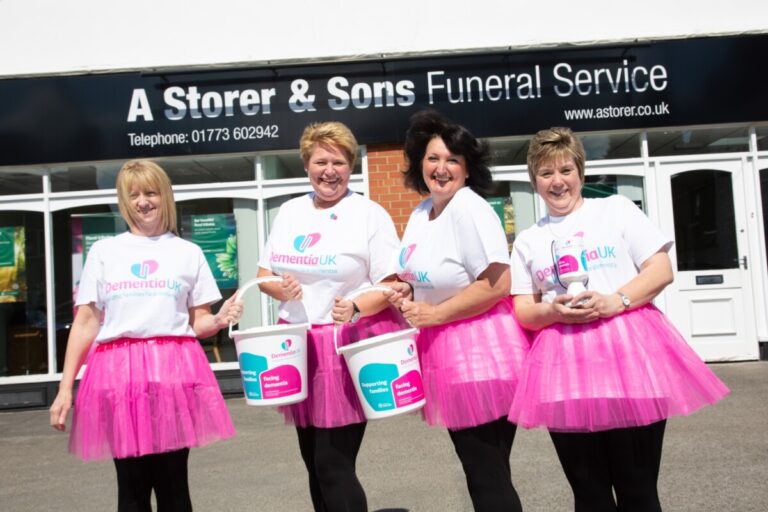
[367,144,423,237]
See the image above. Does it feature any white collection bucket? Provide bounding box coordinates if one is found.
[335,286,426,420]
[229,277,309,406]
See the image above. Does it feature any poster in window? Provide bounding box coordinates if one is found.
[0,226,26,303]
[487,197,516,253]
[71,213,127,314]
[183,214,238,289]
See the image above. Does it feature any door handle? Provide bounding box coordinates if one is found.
[740,256,748,270]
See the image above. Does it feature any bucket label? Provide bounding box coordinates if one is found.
[261,365,302,398]
[239,352,269,400]
[392,370,425,407]
[358,363,398,411]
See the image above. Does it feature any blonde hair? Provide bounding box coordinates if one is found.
[299,121,358,168]
[526,127,586,187]
[116,160,178,235]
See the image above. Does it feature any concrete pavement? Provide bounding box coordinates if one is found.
[1,361,766,511]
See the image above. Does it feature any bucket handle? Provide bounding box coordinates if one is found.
[333,285,393,355]
[228,276,284,338]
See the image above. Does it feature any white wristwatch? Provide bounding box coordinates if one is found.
[350,301,361,323]
[617,291,631,309]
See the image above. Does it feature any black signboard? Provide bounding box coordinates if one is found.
[1,34,767,166]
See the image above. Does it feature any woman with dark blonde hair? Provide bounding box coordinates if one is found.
[50,159,242,511]
[256,121,407,511]
[508,127,729,511]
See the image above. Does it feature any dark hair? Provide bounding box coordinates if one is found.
[402,109,494,197]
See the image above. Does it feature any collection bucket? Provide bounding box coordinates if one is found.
[335,286,426,420]
[230,277,309,406]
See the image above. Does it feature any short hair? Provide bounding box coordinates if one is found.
[526,127,586,187]
[299,121,359,168]
[116,160,178,235]
[402,109,493,197]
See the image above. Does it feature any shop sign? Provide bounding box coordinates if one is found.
[1,34,766,166]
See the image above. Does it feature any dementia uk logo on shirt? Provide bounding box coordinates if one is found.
[269,232,339,274]
[104,259,183,300]
[536,242,619,287]
[397,244,431,286]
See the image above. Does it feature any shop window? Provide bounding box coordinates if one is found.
[0,169,44,195]
[50,162,122,192]
[648,127,749,156]
[0,211,47,376]
[757,126,768,151]
[584,175,645,210]
[50,155,255,192]
[160,155,255,185]
[581,132,640,160]
[488,139,529,166]
[485,180,536,252]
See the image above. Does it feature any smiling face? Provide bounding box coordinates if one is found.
[535,155,584,216]
[306,143,352,209]
[127,184,165,236]
[422,136,468,213]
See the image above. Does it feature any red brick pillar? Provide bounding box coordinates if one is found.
[367,144,423,237]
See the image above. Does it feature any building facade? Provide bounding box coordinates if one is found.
[1,2,767,408]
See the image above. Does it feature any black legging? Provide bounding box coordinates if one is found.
[296,422,368,512]
[549,420,666,512]
[448,417,523,512]
[113,448,192,512]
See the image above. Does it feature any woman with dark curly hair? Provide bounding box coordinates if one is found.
[386,109,530,512]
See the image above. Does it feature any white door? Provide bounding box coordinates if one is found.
[656,159,758,361]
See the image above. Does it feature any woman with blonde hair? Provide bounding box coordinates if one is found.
[50,159,242,511]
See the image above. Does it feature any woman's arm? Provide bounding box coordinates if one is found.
[49,303,102,430]
[399,262,510,328]
[513,293,599,331]
[188,295,243,339]
[577,250,674,318]
[256,267,302,302]
[332,275,401,324]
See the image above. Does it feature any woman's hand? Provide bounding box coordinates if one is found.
[399,299,441,328]
[570,291,624,319]
[214,294,244,328]
[548,294,600,325]
[332,297,355,324]
[280,273,303,301]
[49,388,73,432]
[382,281,413,309]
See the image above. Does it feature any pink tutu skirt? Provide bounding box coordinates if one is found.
[417,297,531,430]
[508,305,730,433]
[279,307,408,428]
[69,337,235,461]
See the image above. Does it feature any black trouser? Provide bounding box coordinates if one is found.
[549,420,666,512]
[113,448,192,512]
[448,417,523,512]
[296,422,368,512]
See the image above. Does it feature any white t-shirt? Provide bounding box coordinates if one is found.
[396,187,510,305]
[511,195,673,303]
[258,191,400,324]
[77,232,222,343]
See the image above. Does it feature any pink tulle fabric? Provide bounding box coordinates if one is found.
[416,297,531,430]
[508,305,730,433]
[279,307,408,428]
[69,337,235,461]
